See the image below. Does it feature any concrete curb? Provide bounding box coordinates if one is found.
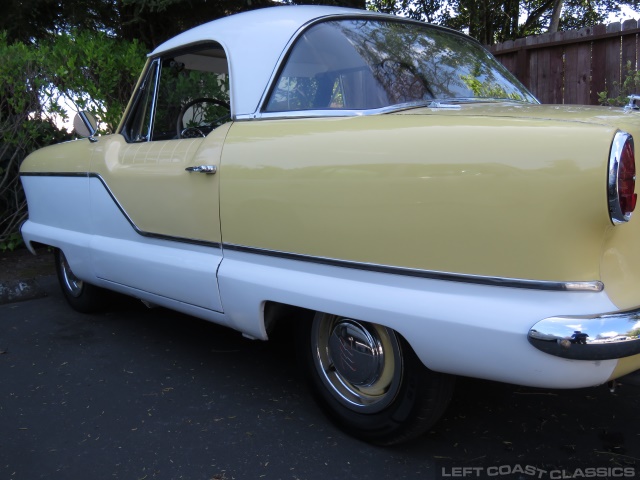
[0,278,48,305]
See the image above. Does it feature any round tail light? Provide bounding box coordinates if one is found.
[608,131,637,224]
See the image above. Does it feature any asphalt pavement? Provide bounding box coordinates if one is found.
[1,275,639,480]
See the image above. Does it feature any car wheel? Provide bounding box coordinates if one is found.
[55,249,106,313]
[298,312,455,445]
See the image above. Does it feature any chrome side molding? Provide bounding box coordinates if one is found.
[528,308,640,360]
[223,243,603,292]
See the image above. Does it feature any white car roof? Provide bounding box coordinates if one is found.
[150,5,384,117]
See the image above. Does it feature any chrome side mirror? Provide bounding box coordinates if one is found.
[73,111,99,142]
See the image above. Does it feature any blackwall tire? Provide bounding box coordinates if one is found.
[298,312,455,445]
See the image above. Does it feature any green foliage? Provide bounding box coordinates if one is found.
[43,30,147,132]
[460,73,525,101]
[598,61,640,107]
[0,0,121,44]
[0,232,23,252]
[0,32,51,253]
[0,30,145,251]
[368,0,639,45]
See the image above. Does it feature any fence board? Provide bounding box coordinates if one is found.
[621,19,638,77]
[525,35,538,95]
[535,34,552,102]
[574,26,593,104]
[489,21,640,105]
[575,41,591,104]
[564,30,580,104]
[546,32,564,104]
[605,22,622,99]
[590,24,607,104]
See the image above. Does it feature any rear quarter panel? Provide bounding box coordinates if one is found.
[219,114,615,283]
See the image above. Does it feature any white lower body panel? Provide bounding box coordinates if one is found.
[217,249,621,389]
[21,175,224,313]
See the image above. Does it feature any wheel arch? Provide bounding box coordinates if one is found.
[262,300,315,339]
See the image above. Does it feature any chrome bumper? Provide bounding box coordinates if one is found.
[528,308,640,360]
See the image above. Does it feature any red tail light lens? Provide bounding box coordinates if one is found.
[608,132,637,224]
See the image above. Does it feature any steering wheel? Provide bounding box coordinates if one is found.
[176,97,231,138]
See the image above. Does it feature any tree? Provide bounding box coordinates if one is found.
[0,32,145,251]
[369,0,640,44]
[283,0,366,8]
[1,0,370,49]
[548,0,563,33]
[42,30,146,131]
[116,0,367,48]
[0,0,120,44]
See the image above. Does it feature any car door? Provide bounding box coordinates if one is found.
[88,44,231,312]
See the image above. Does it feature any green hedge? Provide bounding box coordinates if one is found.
[0,31,146,251]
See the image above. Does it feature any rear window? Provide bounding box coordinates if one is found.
[265,19,537,112]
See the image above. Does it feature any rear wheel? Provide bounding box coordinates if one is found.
[55,249,107,313]
[298,312,455,445]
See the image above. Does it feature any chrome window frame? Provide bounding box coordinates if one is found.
[120,58,161,143]
[120,42,230,142]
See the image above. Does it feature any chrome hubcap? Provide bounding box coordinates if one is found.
[328,320,384,387]
[59,252,83,298]
[313,314,403,413]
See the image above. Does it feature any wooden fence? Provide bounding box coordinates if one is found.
[489,20,640,105]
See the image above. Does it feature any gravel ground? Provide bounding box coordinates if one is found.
[0,246,55,283]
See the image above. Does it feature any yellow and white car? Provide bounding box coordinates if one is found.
[20,5,640,444]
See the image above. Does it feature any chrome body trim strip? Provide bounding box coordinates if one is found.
[20,172,222,249]
[222,244,604,292]
[528,309,640,360]
[21,172,89,177]
[18,173,609,292]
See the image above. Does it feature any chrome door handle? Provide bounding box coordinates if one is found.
[185,165,217,174]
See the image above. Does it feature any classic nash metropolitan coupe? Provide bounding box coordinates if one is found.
[20,6,640,444]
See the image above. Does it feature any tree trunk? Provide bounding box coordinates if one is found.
[548,0,563,33]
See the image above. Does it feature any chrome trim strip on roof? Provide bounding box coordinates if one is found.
[222,243,604,292]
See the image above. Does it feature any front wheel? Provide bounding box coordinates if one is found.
[298,312,455,445]
[54,249,107,313]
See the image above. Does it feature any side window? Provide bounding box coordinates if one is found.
[122,44,230,142]
[266,19,537,113]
